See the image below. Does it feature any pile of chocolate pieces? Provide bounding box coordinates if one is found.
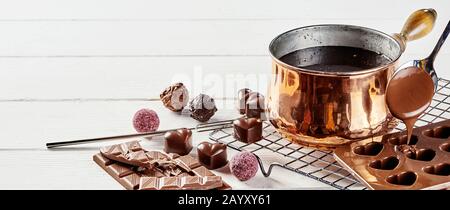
[93,141,231,190]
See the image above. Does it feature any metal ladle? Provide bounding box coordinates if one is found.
[386,20,449,145]
[398,20,450,91]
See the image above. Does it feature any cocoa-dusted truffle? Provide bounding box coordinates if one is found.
[237,88,252,114]
[160,83,189,112]
[189,94,218,122]
[245,92,266,119]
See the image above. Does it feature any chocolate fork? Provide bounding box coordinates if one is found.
[46,119,235,149]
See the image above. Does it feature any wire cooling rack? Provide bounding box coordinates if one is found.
[209,78,450,190]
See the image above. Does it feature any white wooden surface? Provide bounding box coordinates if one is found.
[0,0,449,189]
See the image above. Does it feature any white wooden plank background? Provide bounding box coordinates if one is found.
[0,0,449,189]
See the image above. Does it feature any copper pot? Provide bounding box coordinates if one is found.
[267,9,437,150]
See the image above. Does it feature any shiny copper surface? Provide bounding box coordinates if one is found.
[267,60,399,149]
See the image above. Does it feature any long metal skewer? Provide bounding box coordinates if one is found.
[46,119,235,149]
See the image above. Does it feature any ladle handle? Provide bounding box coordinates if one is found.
[394,8,437,51]
[428,20,450,65]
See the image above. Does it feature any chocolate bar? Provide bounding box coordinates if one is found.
[334,119,450,190]
[94,141,231,190]
[100,141,155,168]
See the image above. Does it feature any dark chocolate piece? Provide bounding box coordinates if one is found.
[237,88,252,114]
[160,82,189,112]
[245,92,266,119]
[233,118,263,143]
[197,142,228,169]
[334,119,450,190]
[164,128,193,155]
[189,94,218,122]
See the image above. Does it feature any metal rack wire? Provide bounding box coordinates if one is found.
[209,78,450,190]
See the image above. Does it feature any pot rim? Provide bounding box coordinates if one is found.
[268,24,402,77]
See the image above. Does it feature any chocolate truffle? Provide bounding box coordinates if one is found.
[160,82,189,112]
[197,142,228,170]
[233,117,263,143]
[230,151,259,181]
[132,108,160,133]
[189,94,218,122]
[237,88,252,114]
[245,92,266,119]
[164,128,193,155]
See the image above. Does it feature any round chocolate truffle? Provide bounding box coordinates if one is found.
[230,151,259,181]
[160,83,189,112]
[189,94,218,122]
[132,108,160,133]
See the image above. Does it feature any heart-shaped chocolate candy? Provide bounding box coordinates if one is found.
[245,92,266,119]
[233,118,263,143]
[164,128,193,155]
[197,142,228,170]
[237,88,252,114]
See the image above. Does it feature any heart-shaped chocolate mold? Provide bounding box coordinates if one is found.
[386,171,417,186]
[197,142,228,170]
[388,135,418,146]
[353,142,383,156]
[403,148,436,161]
[233,118,263,143]
[164,128,193,155]
[369,156,399,170]
[423,163,450,176]
[440,143,450,152]
[422,126,450,139]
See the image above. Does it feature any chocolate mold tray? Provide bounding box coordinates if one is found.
[334,119,450,190]
[209,78,450,190]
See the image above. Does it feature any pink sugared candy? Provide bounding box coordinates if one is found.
[230,151,259,181]
[132,108,160,133]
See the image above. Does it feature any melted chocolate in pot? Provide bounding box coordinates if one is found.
[279,46,392,72]
[386,67,435,144]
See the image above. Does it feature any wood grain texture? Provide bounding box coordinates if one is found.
[0,0,449,189]
[0,19,448,56]
[0,53,449,100]
[0,0,447,20]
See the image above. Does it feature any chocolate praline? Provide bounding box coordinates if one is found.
[189,94,218,122]
[164,128,193,155]
[237,88,252,114]
[197,142,228,170]
[245,92,266,119]
[160,83,189,112]
[233,117,263,143]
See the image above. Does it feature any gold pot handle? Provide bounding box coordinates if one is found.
[394,8,437,51]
